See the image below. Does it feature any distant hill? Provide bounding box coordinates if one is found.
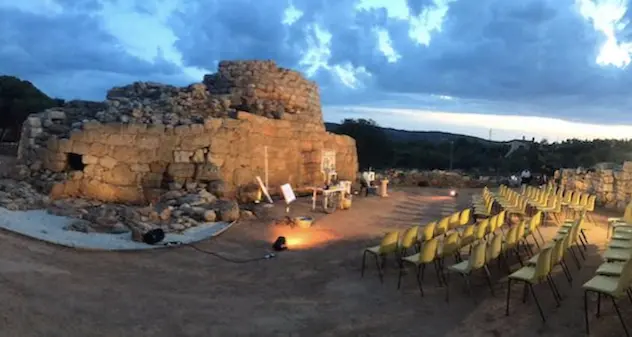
[325,122,521,146]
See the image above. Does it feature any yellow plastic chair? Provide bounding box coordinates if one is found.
[527,234,573,285]
[524,212,542,249]
[398,236,442,295]
[503,225,524,268]
[560,210,589,251]
[458,224,477,248]
[400,225,420,255]
[583,258,632,336]
[445,240,493,302]
[554,215,586,264]
[603,246,632,262]
[506,246,560,323]
[458,208,472,227]
[435,217,450,236]
[438,232,463,268]
[583,195,597,225]
[420,221,437,242]
[487,233,507,271]
[361,231,400,283]
[448,211,461,230]
[608,200,632,238]
[540,196,562,226]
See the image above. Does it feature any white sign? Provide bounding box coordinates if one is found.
[280,183,296,204]
[322,150,336,173]
[255,176,273,204]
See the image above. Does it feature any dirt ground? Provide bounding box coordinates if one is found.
[0,186,629,337]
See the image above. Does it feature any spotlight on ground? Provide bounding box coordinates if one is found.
[449,189,458,198]
[272,236,288,251]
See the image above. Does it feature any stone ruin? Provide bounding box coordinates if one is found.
[12,60,358,234]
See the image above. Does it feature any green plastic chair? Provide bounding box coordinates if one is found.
[445,239,492,302]
[583,258,632,336]
[361,231,400,283]
[506,246,560,323]
[398,236,441,296]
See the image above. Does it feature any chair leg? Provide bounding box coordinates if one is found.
[597,293,601,317]
[528,283,546,323]
[546,274,562,304]
[483,265,495,296]
[374,255,384,283]
[433,259,445,287]
[611,296,630,337]
[531,233,541,249]
[445,268,451,302]
[560,259,573,285]
[414,265,426,297]
[514,248,524,266]
[584,290,590,335]
[580,229,589,247]
[397,261,405,290]
[361,251,368,277]
[536,227,546,244]
[627,289,632,304]
[506,279,512,316]
[568,247,581,269]
[575,243,586,260]
[578,234,588,252]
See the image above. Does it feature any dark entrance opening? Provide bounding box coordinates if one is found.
[67,153,85,171]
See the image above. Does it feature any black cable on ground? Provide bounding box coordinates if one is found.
[163,241,275,264]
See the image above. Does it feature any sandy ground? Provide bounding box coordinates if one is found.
[0,186,629,337]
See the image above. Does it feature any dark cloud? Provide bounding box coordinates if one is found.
[0,4,181,100]
[3,0,632,125]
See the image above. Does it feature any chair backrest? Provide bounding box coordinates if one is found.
[400,225,420,249]
[614,258,632,295]
[441,232,461,255]
[516,220,526,239]
[436,217,450,235]
[585,195,596,212]
[488,216,498,233]
[561,230,573,251]
[449,211,460,225]
[534,246,554,280]
[571,192,581,205]
[551,234,566,264]
[487,233,503,261]
[532,211,543,227]
[504,225,519,247]
[461,224,476,238]
[468,240,487,270]
[527,214,538,233]
[475,219,489,239]
[379,231,400,254]
[568,216,584,243]
[421,222,437,241]
[579,193,589,207]
[497,210,506,227]
[418,236,439,263]
[563,190,572,203]
[623,201,632,224]
[459,208,471,226]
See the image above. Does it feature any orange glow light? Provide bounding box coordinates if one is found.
[269,225,341,250]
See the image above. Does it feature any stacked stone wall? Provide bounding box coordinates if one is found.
[559,162,632,209]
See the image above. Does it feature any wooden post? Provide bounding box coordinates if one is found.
[264,146,269,189]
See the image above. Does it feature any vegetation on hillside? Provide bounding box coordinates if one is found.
[329,119,632,174]
[0,76,63,141]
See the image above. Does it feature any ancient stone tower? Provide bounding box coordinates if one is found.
[17,60,358,204]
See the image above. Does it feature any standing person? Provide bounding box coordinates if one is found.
[520,169,532,186]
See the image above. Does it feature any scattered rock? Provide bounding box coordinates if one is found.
[214,200,240,222]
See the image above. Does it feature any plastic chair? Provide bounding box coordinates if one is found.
[361,231,400,283]
[400,225,420,255]
[438,232,462,270]
[398,236,442,296]
[583,258,632,336]
[435,217,450,236]
[445,240,493,302]
[458,208,472,227]
[503,225,523,268]
[527,234,573,285]
[506,246,560,322]
[420,221,436,242]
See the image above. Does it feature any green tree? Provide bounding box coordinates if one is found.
[333,118,395,169]
[0,76,62,141]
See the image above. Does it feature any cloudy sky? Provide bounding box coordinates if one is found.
[2,0,632,141]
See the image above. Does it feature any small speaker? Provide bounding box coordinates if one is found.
[272,236,288,251]
[142,228,166,245]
